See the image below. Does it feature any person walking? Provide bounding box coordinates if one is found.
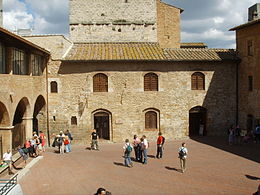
[57,131,65,154]
[178,142,188,173]
[3,149,14,175]
[141,135,149,164]
[132,135,141,161]
[156,132,164,159]
[123,139,133,168]
[91,129,99,150]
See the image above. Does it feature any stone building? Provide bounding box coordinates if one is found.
[0,27,49,154]
[230,3,260,132]
[23,0,239,145]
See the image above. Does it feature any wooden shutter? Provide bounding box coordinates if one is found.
[145,111,157,129]
[191,72,205,90]
[93,73,108,92]
[144,73,158,91]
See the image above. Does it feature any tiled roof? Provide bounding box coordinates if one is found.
[64,42,166,61]
[229,18,260,31]
[63,42,238,62]
[164,48,238,61]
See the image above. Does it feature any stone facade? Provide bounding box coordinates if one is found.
[0,28,49,154]
[157,1,181,48]
[232,20,260,130]
[69,0,181,46]
[43,57,237,144]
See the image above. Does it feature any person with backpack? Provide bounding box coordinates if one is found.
[178,142,188,173]
[123,139,133,168]
[156,132,165,159]
[57,131,65,154]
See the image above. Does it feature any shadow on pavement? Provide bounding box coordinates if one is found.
[245,174,260,180]
[191,136,260,163]
[165,166,181,173]
[113,162,125,167]
[147,155,155,158]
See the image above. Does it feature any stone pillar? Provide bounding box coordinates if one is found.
[22,117,33,139]
[0,126,14,155]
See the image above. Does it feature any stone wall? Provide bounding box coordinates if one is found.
[157,1,181,48]
[46,61,237,145]
[0,74,47,152]
[236,22,260,129]
[69,0,159,42]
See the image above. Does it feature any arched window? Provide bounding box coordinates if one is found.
[191,72,205,90]
[93,73,108,92]
[145,111,157,129]
[50,81,58,93]
[144,73,158,91]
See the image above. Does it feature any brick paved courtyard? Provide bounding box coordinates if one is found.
[19,137,260,195]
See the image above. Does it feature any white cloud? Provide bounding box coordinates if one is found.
[3,11,33,31]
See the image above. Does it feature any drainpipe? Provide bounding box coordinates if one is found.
[236,61,239,125]
[45,57,50,146]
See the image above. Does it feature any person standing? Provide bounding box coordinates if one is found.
[132,135,141,161]
[57,131,65,154]
[255,124,260,143]
[156,132,164,159]
[178,142,188,173]
[91,129,99,150]
[142,135,149,164]
[39,131,46,152]
[3,149,14,175]
[123,139,133,167]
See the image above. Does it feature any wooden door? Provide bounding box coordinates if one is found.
[94,112,109,140]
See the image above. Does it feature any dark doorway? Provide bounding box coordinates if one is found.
[12,98,28,150]
[33,95,46,134]
[94,112,110,140]
[189,106,207,136]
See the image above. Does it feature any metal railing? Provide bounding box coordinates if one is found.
[0,174,18,195]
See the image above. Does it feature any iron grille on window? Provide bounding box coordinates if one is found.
[13,48,27,75]
[191,72,205,90]
[0,42,6,74]
[144,73,158,91]
[32,54,43,76]
[93,73,108,92]
[145,111,157,129]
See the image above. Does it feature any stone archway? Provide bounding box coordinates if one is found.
[33,95,46,134]
[92,109,112,140]
[0,102,10,126]
[12,97,31,149]
[189,106,207,136]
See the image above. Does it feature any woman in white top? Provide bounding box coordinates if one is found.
[3,149,14,175]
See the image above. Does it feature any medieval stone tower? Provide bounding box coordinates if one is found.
[0,0,3,27]
[69,0,181,48]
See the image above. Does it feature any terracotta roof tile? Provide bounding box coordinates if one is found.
[63,42,238,62]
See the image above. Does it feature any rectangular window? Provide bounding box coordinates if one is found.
[31,54,43,76]
[248,76,253,91]
[12,48,27,75]
[71,116,77,125]
[247,40,253,56]
[0,42,6,74]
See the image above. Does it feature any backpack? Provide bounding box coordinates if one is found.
[179,148,186,159]
[125,144,132,154]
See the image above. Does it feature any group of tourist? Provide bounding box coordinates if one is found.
[122,132,188,173]
[228,124,260,145]
[52,130,73,154]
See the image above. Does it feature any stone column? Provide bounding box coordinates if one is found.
[22,117,33,140]
[0,126,14,154]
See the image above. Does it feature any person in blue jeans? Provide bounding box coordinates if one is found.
[123,139,133,168]
[141,135,149,164]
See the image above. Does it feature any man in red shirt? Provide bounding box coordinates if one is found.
[156,132,165,159]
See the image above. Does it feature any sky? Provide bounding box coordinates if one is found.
[2,0,259,48]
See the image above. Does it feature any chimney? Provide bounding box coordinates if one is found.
[248,3,260,21]
[0,0,3,27]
